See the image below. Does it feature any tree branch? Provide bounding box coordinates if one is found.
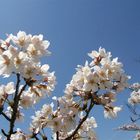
[56,131,59,140]
[64,98,94,140]
[7,74,27,140]
[29,133,40,140]
[1,112,11,122]
[1,129,8,137]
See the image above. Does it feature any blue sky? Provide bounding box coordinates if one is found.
[0,0,140,140]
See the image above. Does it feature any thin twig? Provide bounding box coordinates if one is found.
[30,133,40,140]
[1,129,8,137]
[1,112,11,121]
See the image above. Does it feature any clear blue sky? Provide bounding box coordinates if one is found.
[0,0,140,140]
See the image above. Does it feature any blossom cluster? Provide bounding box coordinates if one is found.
[118,123,140,140]
[65,47,129,118]
[0,31,56,107]
[135,131,140,140]
[128,83,140,105]
[30,47,129,140]
[0,31,56,140]
[0,32,131,140]
[117,82,140,140]
[66,47,129,94]
[0,82,15,107]
[10,129,27,140]
[0,31,50,77]
[119,83,140,140]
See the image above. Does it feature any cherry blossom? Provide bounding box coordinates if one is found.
[0,32,131,140]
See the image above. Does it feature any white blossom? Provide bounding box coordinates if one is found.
[104,106,122,119]
[10,128,28,140]
[128,89,140,105]
[135,131,140,140]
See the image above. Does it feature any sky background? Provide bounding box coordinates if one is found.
[0,0,140,140]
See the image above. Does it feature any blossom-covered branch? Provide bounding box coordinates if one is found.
[0,31,130,140]
[118,83,140,140]
[0,31,56,140]
[30,47,129,140]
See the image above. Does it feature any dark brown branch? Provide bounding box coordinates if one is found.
[7,74,27,140]
[56,131,59,140]
[7,74,20,140]
[126,103,140,123]
[1,129,8,137]
[42,136,47,140]
[39,131,48,140]
[29,133,40,140]
[18,83,28,98]
[64,98,94,140]
[1,112,11,121]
